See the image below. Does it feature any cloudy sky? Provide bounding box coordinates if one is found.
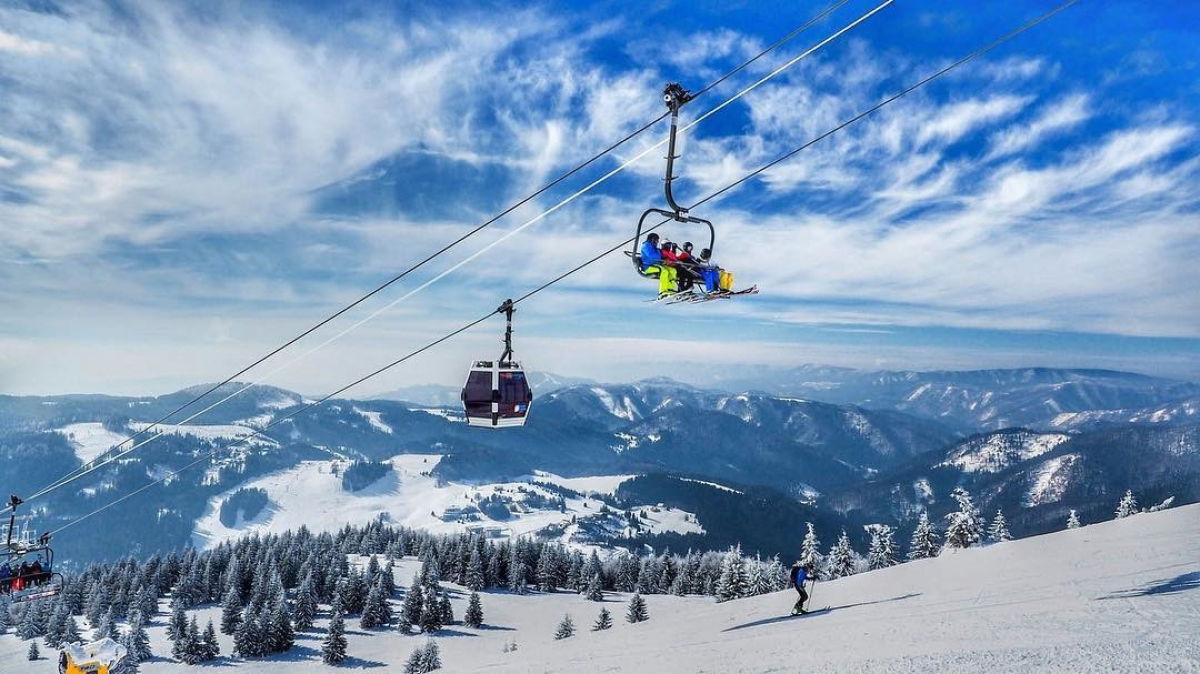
[1,0,1197,397]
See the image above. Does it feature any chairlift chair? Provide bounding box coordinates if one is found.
[2,495,65,603]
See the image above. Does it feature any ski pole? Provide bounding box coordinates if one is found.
[806,577,816,610]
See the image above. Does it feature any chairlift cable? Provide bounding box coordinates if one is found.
[24,0,857,504]
[46,0,1077,536]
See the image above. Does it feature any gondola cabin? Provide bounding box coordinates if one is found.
[460,299,533,429]
[462,360,533,428]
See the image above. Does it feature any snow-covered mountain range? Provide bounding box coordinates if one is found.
[1,366,1197,564]
[686,365,1200,431]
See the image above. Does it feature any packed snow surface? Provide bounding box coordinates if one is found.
[0,505,1197,672]
[193,457,699,550]
[531,471,636,495]
[1024,453,1081,506]
[352,406,393,434]
[57,422,127,463]
[128,421,270,444]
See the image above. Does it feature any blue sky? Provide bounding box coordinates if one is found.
[0,0,1197,396]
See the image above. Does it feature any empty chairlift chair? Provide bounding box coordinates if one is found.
[461,299,533,428]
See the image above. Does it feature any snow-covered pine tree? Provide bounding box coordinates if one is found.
[553,614,575,639]
[322,612,348,665]
[419,556,441,591]
[201,619,220,661]
[361,579,386,629]
[536,548,557,592]
[567,550,584,592]
[1067,509,1081,529]
[1115,490,1138,519]
[124,610,152,662]
[419,586,443,633]
[84,581,109,627]
[615,553,637,592]
[422,640,442,670]
[438,592,453,625]
[43,599,66,648]
[636,557,658,594]
[592,606,612,631]
[134,583,158,623]
[507,545,527,595]
[466,548,485,592]
[866,524,898,570]
[585,572,604,602]
[402,575,424,629]
[167,602,188,649]
[464,592,484,628]
[405,639,442,673]
[943,487,983,550]
[62,615,82,645]
[17,604,41,640]
[27,640,39,661]
[382,559,397,596]
[95,606,116,640]
[799,522,823,579]
[293,573,318,631]
[267,590,295,654]
[715,545,748,602]
[233,603,264,658]
[828,530,856,579]
[626,593,648,623]
[179,616,203,665]
[907,512,940,560]
[220,584,243,637]
[988,510,1012,543]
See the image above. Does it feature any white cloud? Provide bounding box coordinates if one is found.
[987,93,1090,159]
[0,3,1196,395]
[0,28,78,57]
[0,3,539,259]
[915,95,1031,146]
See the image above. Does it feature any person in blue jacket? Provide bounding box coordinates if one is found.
[639,233,678,297]
[789,560,812,615]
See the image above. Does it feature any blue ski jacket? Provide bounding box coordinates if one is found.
[790,566,808,587]
[640,240,663,269]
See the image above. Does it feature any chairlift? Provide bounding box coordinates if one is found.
[461,299,533,428]
[2,495,65,604]
[629,83,757,303]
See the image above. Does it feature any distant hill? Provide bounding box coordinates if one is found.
[680,366,1200,432]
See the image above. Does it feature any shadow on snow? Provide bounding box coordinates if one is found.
[722,593,923,633]
[1097,571,1200,599]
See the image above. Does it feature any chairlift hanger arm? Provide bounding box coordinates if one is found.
[628,83,716,265]
[497,299,516,364]
[662,82,694,217]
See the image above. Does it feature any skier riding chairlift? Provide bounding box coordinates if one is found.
[628,82,757,303]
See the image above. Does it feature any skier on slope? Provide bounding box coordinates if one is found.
[788,560,812,615]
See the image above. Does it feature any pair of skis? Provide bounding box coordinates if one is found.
[790,578,824,617]
[651,285,760,304]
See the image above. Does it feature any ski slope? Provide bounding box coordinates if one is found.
[193,456,700,551]
[57,422,127,463]
[2,505,1196,673]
